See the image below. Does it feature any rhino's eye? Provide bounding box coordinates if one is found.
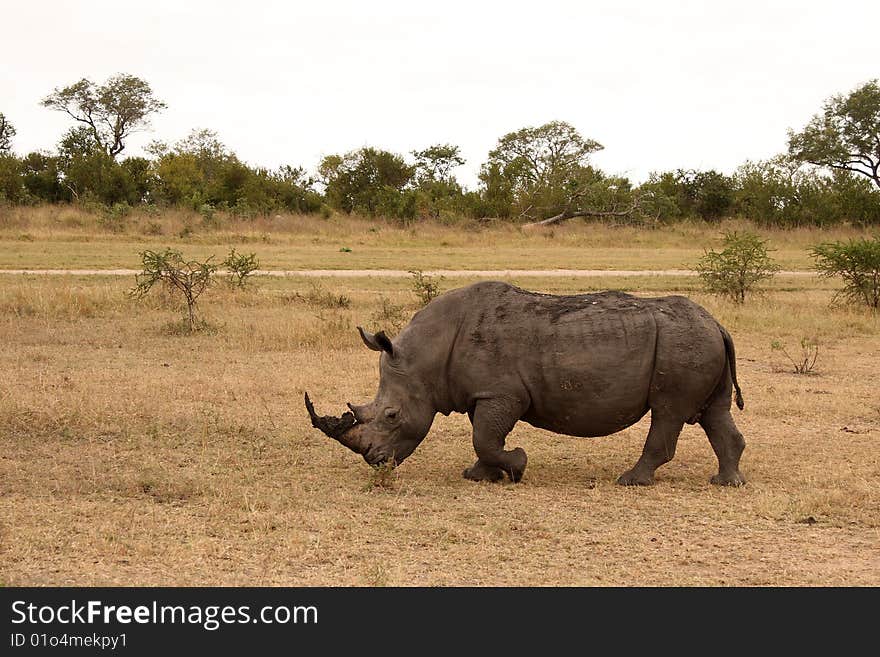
[384,408,399,421]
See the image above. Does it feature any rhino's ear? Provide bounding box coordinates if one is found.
[357,326,394,356]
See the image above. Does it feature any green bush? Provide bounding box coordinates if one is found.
[409,270,442,306]
[221,248,260,288]
[0,154,24,203]
[696,231,778,303]
[810,237,880,309]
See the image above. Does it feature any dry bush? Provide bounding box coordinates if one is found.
[369,295,408,333]
[771,337,820,374]
[409,269,442,306]
[297,281,351,309]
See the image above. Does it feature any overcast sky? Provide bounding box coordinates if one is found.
[2,0,878,187]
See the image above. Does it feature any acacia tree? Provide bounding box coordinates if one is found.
[41,73,166,159]
[0,112,15,153]
[788,79,880,189]
[130,249,217,332]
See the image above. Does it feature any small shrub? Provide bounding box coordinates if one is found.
[364,460,397,491]
[142,220,163,236]
[314,309,351,329]
[696,231,778,303]
[98,203,130,233]
[221,248,260,288]
[771,337,819,374]
[810,237,880,309]
[231,198,257,220]
[409,269,442,306]
[339,246,352,253]
[199,203,216,224]
[298,281,351,309]
[129,248,217,332]
[370,296,407,333]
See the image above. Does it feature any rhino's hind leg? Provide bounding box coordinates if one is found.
[617,413,684,486]
[699,407,746,487]
[467,398,528,483]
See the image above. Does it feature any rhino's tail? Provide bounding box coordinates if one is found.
[720,325,744,410]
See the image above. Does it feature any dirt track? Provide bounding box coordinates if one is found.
[0,268,815,277]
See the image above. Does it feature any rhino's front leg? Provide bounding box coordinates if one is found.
[465,397,528,483]
[463,459,506,482]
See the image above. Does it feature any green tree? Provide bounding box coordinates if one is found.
[0,113,15,153]
[0,154,24,202]
[319,147,414,217]
[690,170,735,220]
[412,144,465,183]
[55,126,133,204]
[637,169,735,222]
[150,129,232,207]
[410,144,469,221]
[41,73,166,159]
[732,157,880,227]
[733,158,803,225]
[788,79,880,189]
[482,120,604,219]
[19,152,66,202]
[149,129,319,214]
[637,171,689,221]
[474,161,514,218]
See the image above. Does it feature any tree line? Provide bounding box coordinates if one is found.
[0,74,878,227]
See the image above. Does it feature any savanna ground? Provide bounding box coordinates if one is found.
[1,206,878,586]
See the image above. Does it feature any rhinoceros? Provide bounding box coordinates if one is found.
[305,281,747,486]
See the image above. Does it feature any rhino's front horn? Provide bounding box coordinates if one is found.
[304,392,366,454]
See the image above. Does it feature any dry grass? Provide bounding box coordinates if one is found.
[1,204,875,271]
[1,233,879,586]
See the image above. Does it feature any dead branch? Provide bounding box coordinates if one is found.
[522,192,646,229]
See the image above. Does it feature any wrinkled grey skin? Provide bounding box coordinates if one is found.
[307,281,747,486]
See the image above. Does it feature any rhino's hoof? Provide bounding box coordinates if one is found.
[463,461,505,483]
[616,469,655,486]
[711,471,746,487]
[504,447,527,483]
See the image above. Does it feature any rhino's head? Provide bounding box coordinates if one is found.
[305,326,436,468]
